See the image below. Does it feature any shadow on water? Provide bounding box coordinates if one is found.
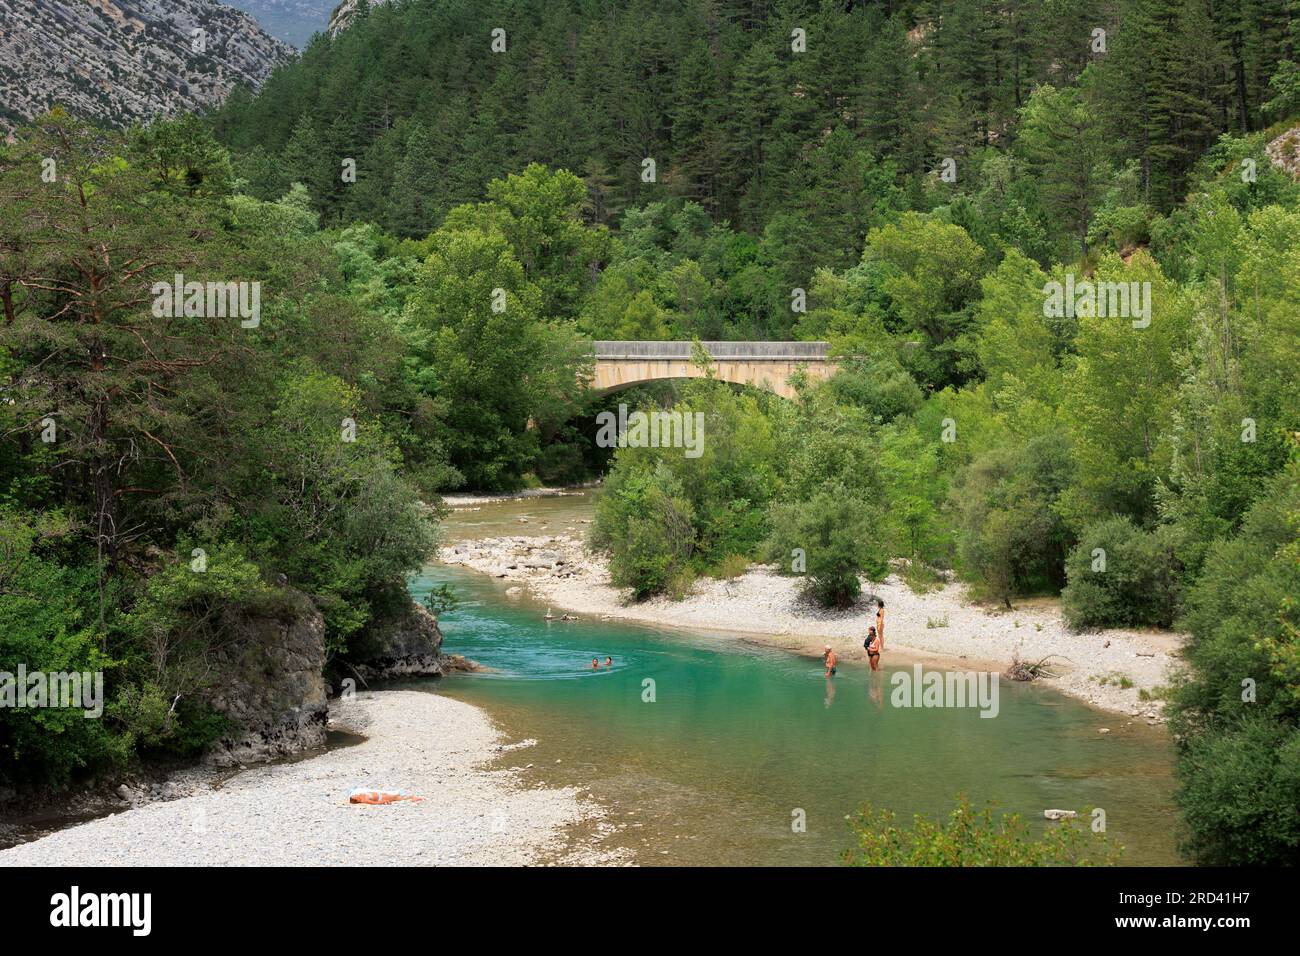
[412,563,1181,867]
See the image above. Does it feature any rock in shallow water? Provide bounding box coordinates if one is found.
[1043,809,1078,821]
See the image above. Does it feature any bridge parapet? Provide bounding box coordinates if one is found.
[592,341,830,361]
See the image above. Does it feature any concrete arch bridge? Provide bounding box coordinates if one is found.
[590,341,835,400]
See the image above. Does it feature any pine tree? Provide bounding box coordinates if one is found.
[388,121,441,238]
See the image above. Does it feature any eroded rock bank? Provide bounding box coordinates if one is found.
[440,532,1181,720]
[208,594,471,767]
[203,590,329,768]
[341,602,475,685]
[1,593,471,837]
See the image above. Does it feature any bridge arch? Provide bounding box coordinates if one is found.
[590,341,835,400]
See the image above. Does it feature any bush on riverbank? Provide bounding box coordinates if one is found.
[843,795,1122,867]
[1166,465,1300,865]
[590,378,777,601]
[1060,517,1184,630]
[766,490,886,608]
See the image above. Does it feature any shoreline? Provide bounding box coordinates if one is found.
[439,532,1182,721]
[0,690,627,866]
[441,484,600,508]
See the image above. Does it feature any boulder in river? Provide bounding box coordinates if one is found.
[345,602,453,683]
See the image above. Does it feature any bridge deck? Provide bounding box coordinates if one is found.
[592,341,830,361]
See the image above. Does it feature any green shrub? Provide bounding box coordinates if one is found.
[951,435,1074,607]
[1171,715,1300,865]
[1167,466,1300,865]
[0,512,127,785]
[591,381,777,599]
[766,489,888,609]
[595,464,696,601]
[901,560,945,594]
[1060,517,1182,629]
[843,794,1122,866]
[707,554,750,580]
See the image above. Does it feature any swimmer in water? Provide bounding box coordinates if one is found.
[605,656,613,667]
[591,658,599,669]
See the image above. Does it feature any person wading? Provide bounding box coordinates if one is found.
[864,626,881,671]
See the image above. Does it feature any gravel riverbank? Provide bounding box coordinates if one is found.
[442,485,598,508]
[440,532,1182,721]
[0,690,626,866]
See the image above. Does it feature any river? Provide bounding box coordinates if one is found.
[414,493,1180,866]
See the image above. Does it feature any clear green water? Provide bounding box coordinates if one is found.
[412,564,1181,867]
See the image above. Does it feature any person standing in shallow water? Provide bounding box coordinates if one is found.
[864,626,880,671]
[823,644,838,678]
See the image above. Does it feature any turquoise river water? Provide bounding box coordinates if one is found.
[412,507,1180,865]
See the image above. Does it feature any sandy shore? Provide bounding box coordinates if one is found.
[440,533,1182,720]
[0,691,626,866]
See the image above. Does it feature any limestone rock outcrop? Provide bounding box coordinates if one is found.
[0,0,292,135]
[203,591,328,767]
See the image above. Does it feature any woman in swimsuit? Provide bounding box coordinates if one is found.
[865,626,880,671]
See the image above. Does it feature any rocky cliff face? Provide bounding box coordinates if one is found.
[203,591,328,767]
[1267,123,1300,180]
[344,602,462,683]
[325,0,389,37]
[0,0,292,135]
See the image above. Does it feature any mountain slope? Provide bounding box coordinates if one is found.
[325,0,390,37]
[0,0,293,134]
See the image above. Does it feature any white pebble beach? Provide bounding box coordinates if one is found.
[0,691,626,867]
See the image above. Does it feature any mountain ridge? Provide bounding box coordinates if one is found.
[0,0,293,135]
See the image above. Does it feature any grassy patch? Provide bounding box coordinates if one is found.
[901,560,946,594]
[706,553,750,580]
[1091,671,1134,689]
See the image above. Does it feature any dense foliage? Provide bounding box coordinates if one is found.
[3,0,1298,864]
[0,114,443,782]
